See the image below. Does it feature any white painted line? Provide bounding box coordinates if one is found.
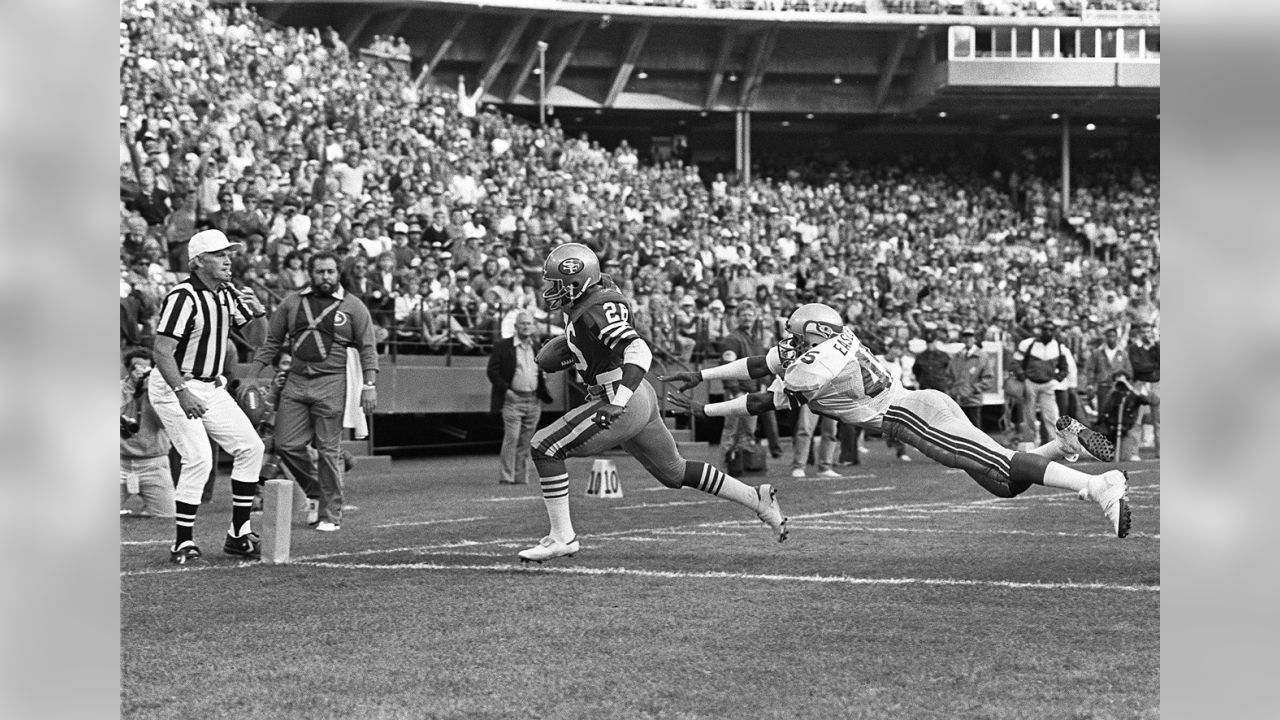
[790,473,877,483]
[830,485,897,495]
[613,500,720,511]
[659,530,754,538]
[293,560,1161,593]
[411,550,507,558]
[121,540,171,546]
[791,525,1161,540]
[373,516,491,529]
[482,497,543,503]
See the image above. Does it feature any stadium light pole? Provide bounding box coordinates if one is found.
[537,40,549,127]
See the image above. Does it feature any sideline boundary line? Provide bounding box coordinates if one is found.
[123,558,1157,593]
[297,560,1161,593]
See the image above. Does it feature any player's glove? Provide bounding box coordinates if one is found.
[658,371,703,392]
[592,402,626,429]
[664,392,706,418]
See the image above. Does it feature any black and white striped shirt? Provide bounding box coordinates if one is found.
[155,275,254,379]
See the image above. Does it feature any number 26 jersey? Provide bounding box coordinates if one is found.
[765,327,905,426]
[565,284,641,387]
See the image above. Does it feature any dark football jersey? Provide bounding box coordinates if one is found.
[565,283,641,386]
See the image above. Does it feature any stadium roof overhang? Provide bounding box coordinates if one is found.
[231,1,1158,133]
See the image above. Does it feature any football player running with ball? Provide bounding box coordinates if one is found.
[662,303,1131,538]
[520,243,788,562]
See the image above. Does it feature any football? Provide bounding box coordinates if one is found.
[238,383,268,426]
[536,334,576,373]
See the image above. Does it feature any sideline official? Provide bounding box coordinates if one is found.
[150,229,267,564]
[486,312,552,484]
[244,251,378,532]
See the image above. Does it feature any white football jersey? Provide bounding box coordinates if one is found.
[766,327,904,426]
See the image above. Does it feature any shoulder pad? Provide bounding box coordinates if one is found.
[568,287,629,324]
[785,351,840,394]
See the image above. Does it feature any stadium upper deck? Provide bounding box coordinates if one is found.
[232,0,1157,127]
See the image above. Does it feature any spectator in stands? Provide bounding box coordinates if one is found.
[125,166,172,229]
[117,0,1158,392]
[277,251,309,294]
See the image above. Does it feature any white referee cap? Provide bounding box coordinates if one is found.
[188,229,243,260]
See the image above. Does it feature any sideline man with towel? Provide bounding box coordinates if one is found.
[243,250,378,532]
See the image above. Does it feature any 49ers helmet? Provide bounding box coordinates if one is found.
[777,303,844,367]
[542,242,601,308]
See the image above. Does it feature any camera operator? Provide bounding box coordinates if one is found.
[120,348,175,517]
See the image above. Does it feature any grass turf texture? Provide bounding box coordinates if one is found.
[121,446,1159,719]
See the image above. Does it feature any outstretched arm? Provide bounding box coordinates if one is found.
[666,390,777,418]
[659,355,771,391]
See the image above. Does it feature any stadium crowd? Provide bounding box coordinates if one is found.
[119,0,1158,440]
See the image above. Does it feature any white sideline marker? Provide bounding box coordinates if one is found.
[586,458,624,498]
[259,478,293,565]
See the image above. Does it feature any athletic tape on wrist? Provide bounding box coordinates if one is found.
[698,357,752,382]
[704,394,749,417]
[610,386,634,408]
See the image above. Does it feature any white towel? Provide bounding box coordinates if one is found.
[343,347,369,439]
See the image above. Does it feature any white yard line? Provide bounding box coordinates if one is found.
[372,516,490,529]
[290,560,1161,594]
[612,500,721,510]
[830,485,897,495]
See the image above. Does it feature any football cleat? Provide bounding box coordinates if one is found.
[790,468,806,479]
[755,484,789,543]
[169,541,203,565]
[816,468,843,478]
[315,521,341,532]
[223,532,261,559]
[1056,415,1116,463]
[1079,470,1131,538]
[518,535,580,563]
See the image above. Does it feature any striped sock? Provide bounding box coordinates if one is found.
[537,472,575,542]
[174,502,198,547]
[230,480,256,536]
[681,461,760,511]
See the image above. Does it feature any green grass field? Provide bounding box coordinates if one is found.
[120,444,1159,719]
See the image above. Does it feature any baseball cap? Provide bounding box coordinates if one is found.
[709,299,726,312]
[188,229,243,260]
[392,222,409,234]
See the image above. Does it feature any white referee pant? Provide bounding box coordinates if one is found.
[149,373,264,506]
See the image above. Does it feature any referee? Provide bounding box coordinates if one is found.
[149,229,268,564]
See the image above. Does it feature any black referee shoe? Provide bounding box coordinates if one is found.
[223,532,261,559]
